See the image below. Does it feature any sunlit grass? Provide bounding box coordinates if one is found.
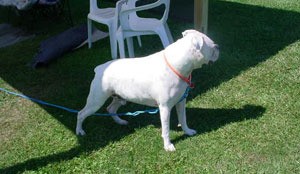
[0,0,300,173]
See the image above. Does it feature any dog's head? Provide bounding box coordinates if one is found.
[182,30,219,68]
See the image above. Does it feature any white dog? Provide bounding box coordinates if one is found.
[76,30,219,151]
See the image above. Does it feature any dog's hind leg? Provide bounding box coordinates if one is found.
[107,96,128,125]
[76,79,110,136]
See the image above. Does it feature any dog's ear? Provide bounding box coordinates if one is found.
[192,35,204,51]
[190,35,205,60]
[183,30,204,50]
[182,30,198,37]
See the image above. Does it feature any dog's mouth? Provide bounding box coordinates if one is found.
[208,60,214,65]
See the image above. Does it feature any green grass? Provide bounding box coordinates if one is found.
[1,0,300,173]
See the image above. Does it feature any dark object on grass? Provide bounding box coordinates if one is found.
[30,24,87,68]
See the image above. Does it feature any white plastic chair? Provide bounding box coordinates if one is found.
[87,0,121,59]
[117,0,174,58]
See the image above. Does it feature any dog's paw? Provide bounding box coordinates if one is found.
[76,128,86,136]
[112,116,129,125]
[115,119,129,125]
[164,143,176,152]
[184,128,197,136]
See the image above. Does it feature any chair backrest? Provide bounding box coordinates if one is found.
[119,0,170,30]
[114,0,127,29]
[126,0,139,20]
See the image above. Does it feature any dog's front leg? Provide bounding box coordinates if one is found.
[176,99,197,136]
[159,105,175,151]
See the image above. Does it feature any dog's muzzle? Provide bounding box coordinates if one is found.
[209,44,220,64]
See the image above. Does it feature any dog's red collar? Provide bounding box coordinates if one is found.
[163,53,195,88]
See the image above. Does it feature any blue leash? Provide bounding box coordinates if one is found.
[0,87,190,117]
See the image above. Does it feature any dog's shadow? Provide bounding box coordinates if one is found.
[0,104,265,173]
[77,103,265,149]
[171,104,265,144]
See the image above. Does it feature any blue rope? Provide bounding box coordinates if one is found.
[0,86,190,117]
[178,86,191,103]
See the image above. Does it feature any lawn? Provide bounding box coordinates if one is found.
[0,0,300,173]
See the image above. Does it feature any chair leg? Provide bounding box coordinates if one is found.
[164,24,174,43]
[137,36,142,47]
[126,37,135,58]
[109,28,117,59]
[87,18,92,49]
[158,29,172,48]
[117,32,126,58]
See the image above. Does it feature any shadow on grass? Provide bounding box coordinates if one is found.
[172,105,266,144]
[0,0,299,173]
[0,104,265,173]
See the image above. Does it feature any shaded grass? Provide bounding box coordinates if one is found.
[1,0,300,173]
